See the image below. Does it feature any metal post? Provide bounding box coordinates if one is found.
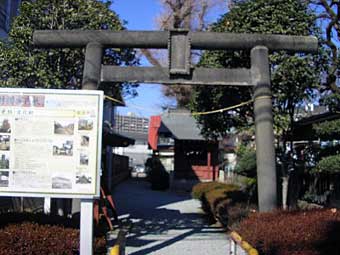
[80,199,94,255]
[44,197,51,214]
[230,238,236,255]
[79,42,103,254]
[251,46,277,212]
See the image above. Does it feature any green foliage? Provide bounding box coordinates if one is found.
[190,0,324,139]
[191,181,239,199]
[320,91,340,112]
[149,157,170,190]
[194,182,252,227]
[234,145,256,178]
[314,154,340,173]
[0,0,138,95]
[313,119,340,139]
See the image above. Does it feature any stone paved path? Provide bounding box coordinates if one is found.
[113,178,229,255]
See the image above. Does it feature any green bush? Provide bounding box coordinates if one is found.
[216,201,251,228]
[205,188,230,212]
[204,188,249,227]
[192,181,256,227]
[149,158,169,190]
[234,145,257,178]
[314,154,340,173]
[191,181,239,200]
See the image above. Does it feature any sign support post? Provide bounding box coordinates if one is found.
[79,42,103,255]
[80,199,94,255]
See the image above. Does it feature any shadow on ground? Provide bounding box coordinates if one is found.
[113,178,228,255]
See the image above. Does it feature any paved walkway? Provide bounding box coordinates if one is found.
[113,178,229,255]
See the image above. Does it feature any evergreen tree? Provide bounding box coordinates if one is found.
[0,0,138,96]
[190,0,325,141]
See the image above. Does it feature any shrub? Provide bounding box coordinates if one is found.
[0,212,106,255]
[205,188,249,227]
[191,181,239,200]
[235,209,340,255]
[220,202,253,228]
[149,158,169,190]
[234,145,257,178]
[0,222,79,254]
[204,188,230,215]
[314,154,340,173]
[192,182,254,227]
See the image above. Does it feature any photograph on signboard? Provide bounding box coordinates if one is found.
[0,135,10,151]
[54,120,74,135]
[0,95,14,106]
[80,135,89,147]
[0,118,11,133]
[52,140,73,156]
[0,95,46,107]
[22,96,32,107]
[0,153,9,169]
[0,171,9,187]
[78,118,93,131]
[32,95,45,107]
[52,175,72,189]
[80,153,89,166]
[76,173,92,184]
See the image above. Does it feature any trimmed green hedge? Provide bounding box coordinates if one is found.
[192,182,251,227]
[191,181,239,200]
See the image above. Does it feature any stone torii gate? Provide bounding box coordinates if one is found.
[33,29,317,211]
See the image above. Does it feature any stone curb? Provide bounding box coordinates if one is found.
[230,231,259,255]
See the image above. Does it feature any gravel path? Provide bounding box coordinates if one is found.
[113,178,230,255]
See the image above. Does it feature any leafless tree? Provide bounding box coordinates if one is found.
[309,0,339,93]
[141,0,227,107]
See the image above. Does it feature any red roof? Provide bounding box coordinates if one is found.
[148,115,161,150]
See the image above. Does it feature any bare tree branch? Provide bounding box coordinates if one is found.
[140,0,227,107]
[310,0,340,94]
[140,49,162,67]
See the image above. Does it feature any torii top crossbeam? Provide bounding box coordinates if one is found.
[33,30,318,87]
[33,30,317,51]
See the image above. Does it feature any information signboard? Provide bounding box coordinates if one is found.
[0,88,103,198]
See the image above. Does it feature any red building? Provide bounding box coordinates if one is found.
[148,108,219,181]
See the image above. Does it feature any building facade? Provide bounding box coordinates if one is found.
[113,113,151,167]
[149,108,219,181]
[114,113,149,134]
